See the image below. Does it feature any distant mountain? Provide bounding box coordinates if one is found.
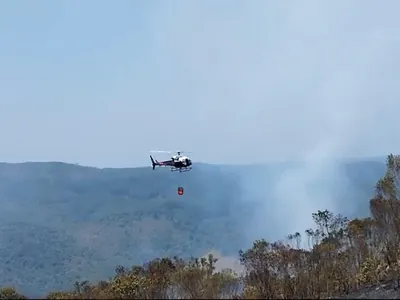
[0,159,386,296]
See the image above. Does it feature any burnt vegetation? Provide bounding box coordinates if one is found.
[3,154,400,298]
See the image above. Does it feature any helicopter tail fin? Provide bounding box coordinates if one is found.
[150,155,157,170]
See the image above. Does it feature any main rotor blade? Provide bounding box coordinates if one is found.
[150,150,193,154]
[150,150,174,153]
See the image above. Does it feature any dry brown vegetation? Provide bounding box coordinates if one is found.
[4,154,400,299]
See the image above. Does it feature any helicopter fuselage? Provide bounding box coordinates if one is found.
[170,156,192,171]
[150,154,192,172]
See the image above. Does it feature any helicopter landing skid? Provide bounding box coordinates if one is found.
[171,167,192,172]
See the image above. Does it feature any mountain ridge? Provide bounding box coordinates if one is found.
[0,158,387,296]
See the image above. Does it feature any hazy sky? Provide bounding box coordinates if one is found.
[0,0,399,167]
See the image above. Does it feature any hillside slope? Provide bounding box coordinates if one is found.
[0,159,386,296]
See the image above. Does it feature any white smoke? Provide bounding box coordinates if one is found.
[147,0,400,245]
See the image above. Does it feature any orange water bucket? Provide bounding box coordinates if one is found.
[177,187,184,195]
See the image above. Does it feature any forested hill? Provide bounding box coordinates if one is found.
[0,159,386,296]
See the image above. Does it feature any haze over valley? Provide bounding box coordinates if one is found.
[0,158,385,296]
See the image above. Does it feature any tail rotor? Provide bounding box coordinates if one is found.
[150,155,157,170]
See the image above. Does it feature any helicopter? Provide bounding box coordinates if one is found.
[150,150,192,172]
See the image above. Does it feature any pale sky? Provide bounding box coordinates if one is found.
[0,0,399,167]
